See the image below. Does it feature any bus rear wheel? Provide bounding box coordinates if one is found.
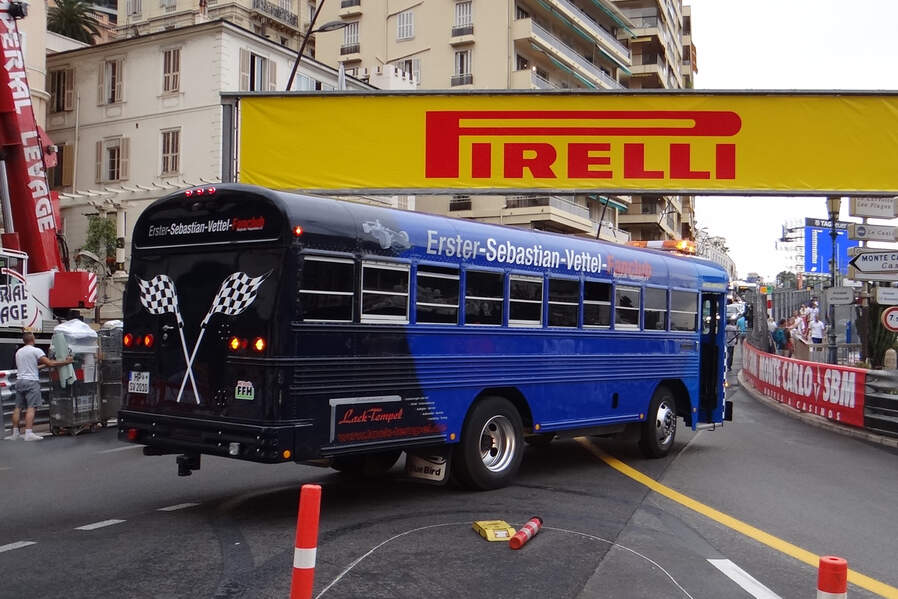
[453,397,524,491]
[639,386,677,458]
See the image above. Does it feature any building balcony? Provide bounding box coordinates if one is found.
[251,0,299,27]
[503,195,593,234]
[630,53,669,87]
[338,0,361,18]
[451,73,473,86]
[513,18,622,90]
[544,0,630,66]
[510,68,557,90]
[339,43,361,62]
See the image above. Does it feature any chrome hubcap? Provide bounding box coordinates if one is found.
[655,399,675,446]
[479,415,516,472]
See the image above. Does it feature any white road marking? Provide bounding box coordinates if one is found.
[708,559,783,599]
[157,503,200,512]
[75,519,125,531]
[0,541,36,553]
[0,466,11,471]
[97,445,142,454]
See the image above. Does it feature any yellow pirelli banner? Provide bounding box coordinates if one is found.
[236,92,898,195]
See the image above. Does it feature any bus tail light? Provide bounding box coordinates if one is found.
[143,334,155,348]
[228,336,242,351]
[293,225,303,237]
[127,428,139,441]
[252,337,266,352]
[123,333,134,348]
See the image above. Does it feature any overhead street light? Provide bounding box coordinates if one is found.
[286,0,348,91]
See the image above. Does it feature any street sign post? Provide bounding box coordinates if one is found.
[848,266,898,282]
[848,250,898,274]
[881,306,898,332]
[848,223,898,242]
[849,197,898,219]
[876,287,898,305]
[825,287,854,305]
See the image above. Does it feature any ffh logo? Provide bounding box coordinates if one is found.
[424,110,742,181]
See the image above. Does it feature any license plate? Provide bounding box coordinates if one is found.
[128,371,150,394]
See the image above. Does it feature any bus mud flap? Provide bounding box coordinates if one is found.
[405,449,451,485]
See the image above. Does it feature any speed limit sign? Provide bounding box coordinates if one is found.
[882,306,898,332]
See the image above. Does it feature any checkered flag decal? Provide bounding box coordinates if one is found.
[137,275,181,323]
[201,271,269,326]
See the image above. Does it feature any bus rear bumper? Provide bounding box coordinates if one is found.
[118,410,314,464]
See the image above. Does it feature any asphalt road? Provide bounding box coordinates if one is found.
[2,356,897,598]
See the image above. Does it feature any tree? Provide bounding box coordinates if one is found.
[776,271,797,289]
[48,0,101,45]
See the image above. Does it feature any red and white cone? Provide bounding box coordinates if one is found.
[290,484,322,599]
[509,516,543,550]
[817,555,848,598]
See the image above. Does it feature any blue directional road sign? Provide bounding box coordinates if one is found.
[804,219,860,275]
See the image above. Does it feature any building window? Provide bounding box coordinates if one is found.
[162,48,180,93]
[416,266,459,325]
[342,21,359,54]
[515,54,528,71]
[394,57,421,84]
[615,286,640,329]
[126,0,142,15]
[644,287,667,330]
[161,0,176,12]
[361,262,410,323]
[239,48,277,91]
[49,68,74,113]
[452,49,472,86]
[298,256,354,322]
[98,58,124,104]
[161,129,180,176]
[453,1,473,35]
[48,144,73,189]
[449,195,471,211]
[95,137,129,183]
[396,9,413,40]
[465,270,503,326]
[548,278,578,327]
[515,5,529,19]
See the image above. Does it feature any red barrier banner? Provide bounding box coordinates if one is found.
[741,343,865,428]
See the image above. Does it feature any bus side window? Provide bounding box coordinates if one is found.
[298,256,355,322]
[509,275,542,327]
[615,286,641,329]
[548,278,578,328]
[361,261,410,323]
[671,290,699,331]
[701,297,715,334]
[416,265,459,325]
[583,280,611,328]
[465,270,503,326]
[644,287,667,331]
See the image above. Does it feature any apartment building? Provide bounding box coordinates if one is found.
[44,20,375,317]
[117,0,318,54]
[315,0,695,244]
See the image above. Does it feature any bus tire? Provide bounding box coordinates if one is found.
[639,386,677,458]
[331,450,401,477]
[453,397,524,490]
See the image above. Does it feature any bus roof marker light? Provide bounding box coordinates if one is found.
[207,186,216,194]
[185,189,193,198]
[195,187,205,196]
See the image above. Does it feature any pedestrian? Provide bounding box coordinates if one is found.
[736,312,747,344]
[808,313,826,345]
[4,332,73,441]
[725,319,739,370]
[772,319,788,356]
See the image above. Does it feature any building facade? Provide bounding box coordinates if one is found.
[314,0,695,244]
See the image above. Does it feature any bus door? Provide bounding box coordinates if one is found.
[698,292,728,424]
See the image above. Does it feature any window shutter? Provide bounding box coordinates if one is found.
[172,49,180,91]
[114,59,124,102]
[62,145,74,186]
[120,137,130,180]
[95,140,103,182]
[97,62,105,105]
[63,68,74,111]
[267,59,277,91]
[239,48,250,91]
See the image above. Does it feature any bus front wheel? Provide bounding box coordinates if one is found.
[453,397,524,491]
[639,386,677,458]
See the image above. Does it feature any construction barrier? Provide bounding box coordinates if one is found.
[290,484,322,599]
[817,555,848,598]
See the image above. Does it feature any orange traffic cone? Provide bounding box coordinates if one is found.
[509,516,543,550]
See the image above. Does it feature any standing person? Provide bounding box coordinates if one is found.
[809,313,826,345]
[4,332,73,441]
[772,319,788,355]
[725,319,739,370]
[736,312,747,344]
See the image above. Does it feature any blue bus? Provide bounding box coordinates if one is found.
[119,184,731,489]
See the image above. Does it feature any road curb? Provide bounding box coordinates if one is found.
[736,370,898,450]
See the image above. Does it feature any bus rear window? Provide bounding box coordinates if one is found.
[465,270,503,326]
[299,256,354,322]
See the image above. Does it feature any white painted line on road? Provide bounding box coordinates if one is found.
[708,559,782,599]
[0,466,11,471]
[0,541,36,553]
[75,519,126,531]
[97,445,142,454]
[157,503,200,512]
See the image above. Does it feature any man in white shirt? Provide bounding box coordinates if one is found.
[5,332,73,441]
[809,314,826,345]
